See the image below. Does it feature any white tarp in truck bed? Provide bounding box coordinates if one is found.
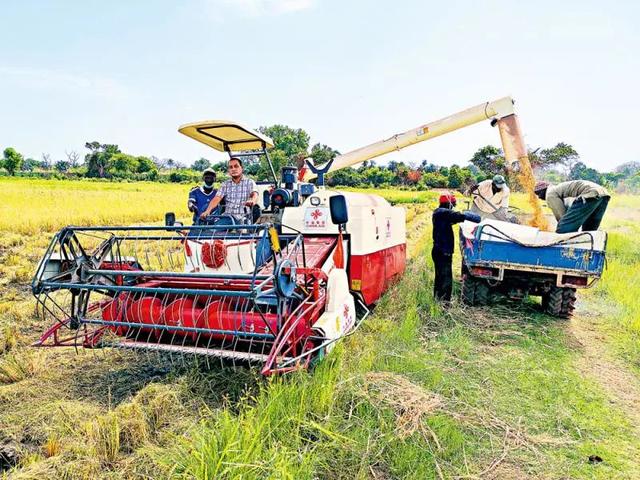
[460,219,607,252]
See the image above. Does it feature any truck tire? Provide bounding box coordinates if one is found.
[475,280,490,306]
[461,275,490,306]
[543,287,576,318]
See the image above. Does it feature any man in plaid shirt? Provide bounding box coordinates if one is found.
[200,157,258,222]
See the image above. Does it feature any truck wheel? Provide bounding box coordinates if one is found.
[461,274,476,305]
[543,287,576,318]
[461,275,490,306]
[475,281,489,306]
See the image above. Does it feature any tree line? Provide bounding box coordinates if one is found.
[3,126,639,192]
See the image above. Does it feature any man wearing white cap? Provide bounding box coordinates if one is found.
[468,175,513,222]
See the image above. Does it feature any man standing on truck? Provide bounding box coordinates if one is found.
[188,168,219,224]
[432,193,481,302]
[200,157,259,223]
[534,180,610,233]
[468,174,515,222]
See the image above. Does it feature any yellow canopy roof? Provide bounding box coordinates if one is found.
[178,121,274,152]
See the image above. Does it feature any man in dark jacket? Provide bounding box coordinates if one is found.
[432,193,481,302]
[188,168,219,224]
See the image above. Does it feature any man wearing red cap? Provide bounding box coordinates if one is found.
[432,193,481,302]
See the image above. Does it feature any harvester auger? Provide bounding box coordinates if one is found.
[32,97,526,374]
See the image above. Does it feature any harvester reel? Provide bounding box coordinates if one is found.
[31,224,338,375]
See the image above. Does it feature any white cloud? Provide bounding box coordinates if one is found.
[0,66,129,99]
[204,0,315,19]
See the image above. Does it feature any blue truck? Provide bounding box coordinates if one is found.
[459,220,607,318]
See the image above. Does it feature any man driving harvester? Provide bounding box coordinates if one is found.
[468,175,517,222]
[200,157,258,223]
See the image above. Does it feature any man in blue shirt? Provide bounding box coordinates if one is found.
[188,168,219,224]
[432,193,481,302]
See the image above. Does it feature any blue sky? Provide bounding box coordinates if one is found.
[1,0,638,170]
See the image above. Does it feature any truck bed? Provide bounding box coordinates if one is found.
[459,219,606,278]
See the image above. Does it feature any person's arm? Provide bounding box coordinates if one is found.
[462,211,481,223]
[200,196,222,218]
[545,189,566,221]
[465,183,479,196]
[244,180,259,206]
[200,185,225,218]
[245,191,259,206]
[500,187,510,208]
[188,190,197,213]
[447,210,480,224]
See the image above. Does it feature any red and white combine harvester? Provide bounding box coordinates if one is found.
[32,97,525,374]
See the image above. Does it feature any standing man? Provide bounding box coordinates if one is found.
[200,157,259,223]
[432,193,481,302]
[534,180,610,233]
[188,168,219,224]
[468,174,513,222]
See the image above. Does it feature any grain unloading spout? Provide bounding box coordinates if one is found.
[302,96,517,181]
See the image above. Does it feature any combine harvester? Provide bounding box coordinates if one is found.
[32,96,601,373]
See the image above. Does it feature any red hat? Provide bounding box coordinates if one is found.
[439,193,457,205]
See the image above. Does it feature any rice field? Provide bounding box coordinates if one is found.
[0,177,639,479]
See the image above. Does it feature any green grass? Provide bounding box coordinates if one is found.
[1,178,639,478]
[162,240,640,479]
[341,187,440,205]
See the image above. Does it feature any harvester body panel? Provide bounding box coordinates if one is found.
[282,188,406,305]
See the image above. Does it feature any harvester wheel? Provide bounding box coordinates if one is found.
[543,287,576,318]
[461,275,490,306]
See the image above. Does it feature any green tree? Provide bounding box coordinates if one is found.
[569,161,602,183]
[359,165,394,186]
[211,161,227,174]
[257,125,311,180]
[423,172,449,188]
[136,156,156,174]
[395,163,410,185]
[310,143,340,166]
[469,145,505,176]
[387,160,404,173]
[192,157,211,172]
[84,142,120,178]
[538,142,579,171]
[2,147,24,175]
[258,125,310,159]
[448,165,464,188]
[54,160,71,173]
[614,161,640,177]
[327,167,362,187]
[108,153,139,177]
[22,158,41,171]
[418,160,438,173]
